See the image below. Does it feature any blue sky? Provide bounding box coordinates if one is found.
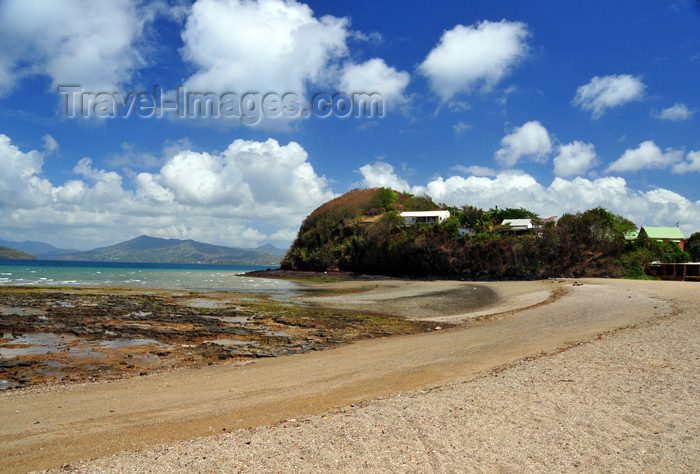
[0,0,699,250]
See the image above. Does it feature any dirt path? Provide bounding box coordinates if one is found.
[0,280,675,472]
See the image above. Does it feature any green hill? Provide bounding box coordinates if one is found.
[0,246,37,260]
[57,236,286,266]
[282,188,683,279]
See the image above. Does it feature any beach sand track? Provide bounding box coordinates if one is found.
[0,279,693,472]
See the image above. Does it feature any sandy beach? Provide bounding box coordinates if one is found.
[0,278,696,472]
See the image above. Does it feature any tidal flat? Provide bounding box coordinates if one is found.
[0,286,439,390]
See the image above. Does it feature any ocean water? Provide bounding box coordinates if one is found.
[0,259,297,294]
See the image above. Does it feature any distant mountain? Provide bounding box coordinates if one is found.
[254,243,288,258]
[53,235,287,266]
[0,245,37,260]
[0,239,78,258]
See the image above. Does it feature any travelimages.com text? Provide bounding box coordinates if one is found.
[58,86,384,124]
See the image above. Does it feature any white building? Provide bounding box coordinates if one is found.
[501,218,537,232]
[400,210,451,225]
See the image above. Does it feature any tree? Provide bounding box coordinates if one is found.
[404,193,438,211]
[458,205,486,228]
[488,206,538,223]
[555,208,636,276]
[687,232,700,262]
[370,187,399,212]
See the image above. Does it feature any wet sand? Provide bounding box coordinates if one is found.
[0,278,696,472]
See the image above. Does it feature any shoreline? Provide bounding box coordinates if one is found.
[0,282,444,391]
[0,277,545,391]
[0,278,696,472]
[69,278,694,473]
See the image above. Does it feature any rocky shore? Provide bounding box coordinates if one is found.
[0,286,435,390]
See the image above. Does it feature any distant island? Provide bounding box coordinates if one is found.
[0,246,37,260]
[0,236,287,266]
[0,239,77,258]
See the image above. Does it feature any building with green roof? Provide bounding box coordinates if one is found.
[639,226,686,251]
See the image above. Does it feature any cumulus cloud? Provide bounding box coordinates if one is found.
[495,121,552,168]
[0,134,334,249]
[67,158,128,205]
[358,162,410,191]
[0,0,154,94]
[607,140,683,172]
[418,20,530,101]
[553,141,599,177]
[339,58,410,109]
[672,150,700,174]
[655,103,694,121]
[359,160,700,235]
[74,158,122,183]
[0,134,52,209]
[572,74,645,119]
[180,0,349,97]
[140,138,335,224]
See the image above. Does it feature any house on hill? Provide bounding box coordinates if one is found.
[400,210,450,225]
[624,229,640,241]
[501,218,538,232]
[639,226,686,251]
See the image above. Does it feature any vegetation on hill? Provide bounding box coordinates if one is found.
[0,246,37,260]
[687,232,700,262]
[282,188,693,278]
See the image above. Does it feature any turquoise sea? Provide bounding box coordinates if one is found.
[0,259,297,293]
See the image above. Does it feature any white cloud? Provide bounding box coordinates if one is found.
[180,0,349,97]
[42,135,59,155]
[413,171,545,211]
[350,30,383,44]
[452,165,497,177]
[498,85,519,105]
[339,58,410,109]
[418,20,530,101]
[269,228,298,242]
[495,121,552,168]
[0,0,154,94]
[672,150,700,174]
[0,134,53,209]
[573,74,645,119]
[357,161,700,236]
[106,142,162,170]
[358,162,410,191]
[607,140,683,172]
[141,138,335,225]
[553,141,599,177]
[453,121,472,135]
[0,134,335,249]
[51,180,87,204]
[655,103,694,121]
[74,158,122,184]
